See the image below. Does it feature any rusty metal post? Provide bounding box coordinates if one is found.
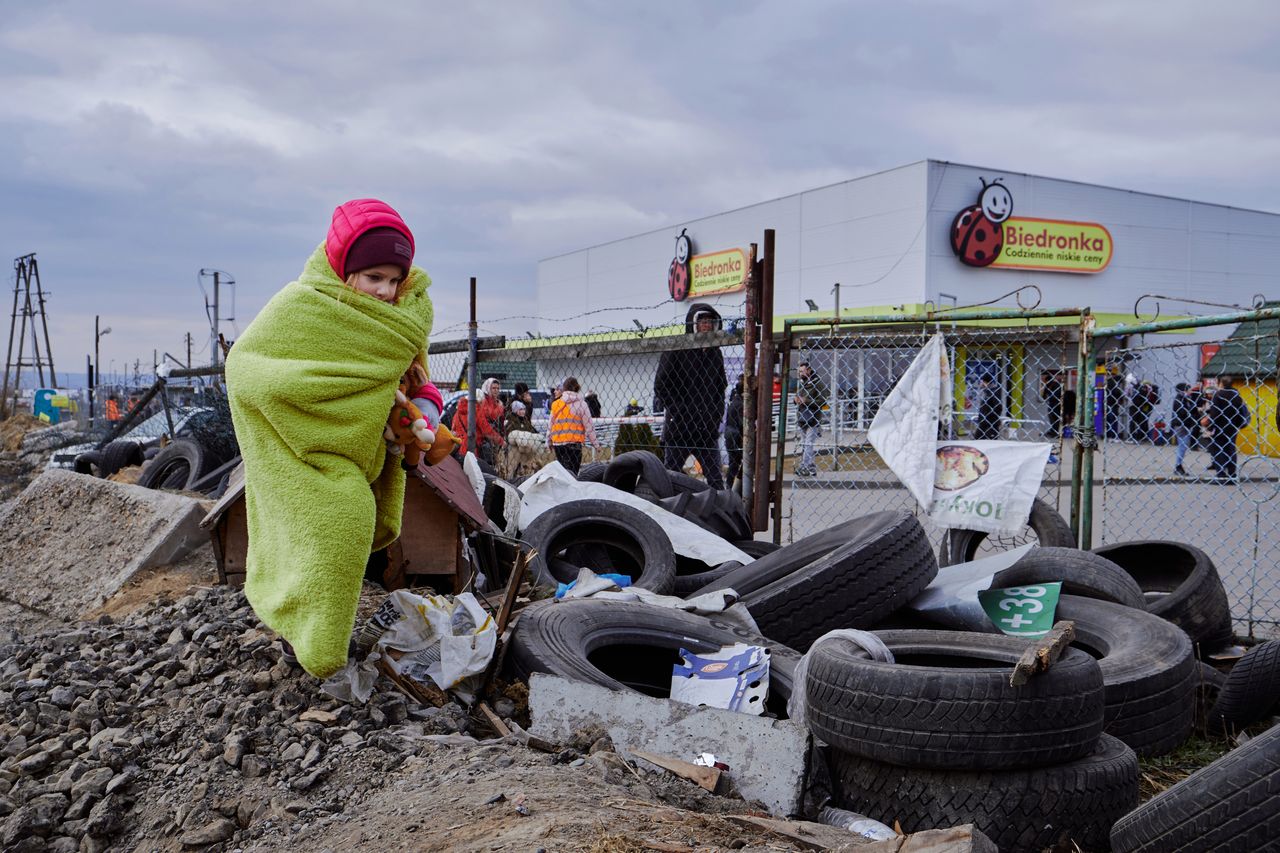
[741,243,759,503]
[752,229,776,532]
[467,277,478,453]
[771,329,792,544]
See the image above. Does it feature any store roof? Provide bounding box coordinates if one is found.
[1201,304,1280,380]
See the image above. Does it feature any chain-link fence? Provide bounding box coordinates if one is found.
[773,319,1080,561]
[1090,313,1280,638]
[427,301,748,487]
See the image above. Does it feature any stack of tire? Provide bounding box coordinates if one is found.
[807,629,1139,852]
[519,465,939,650]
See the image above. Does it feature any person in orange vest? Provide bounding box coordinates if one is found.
[105,395,121,422]
[547,376,599,476]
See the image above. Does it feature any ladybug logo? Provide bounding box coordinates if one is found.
[668,228,692,301]
[951,179,1013,267]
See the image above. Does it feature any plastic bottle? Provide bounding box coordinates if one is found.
[816,806,897,841]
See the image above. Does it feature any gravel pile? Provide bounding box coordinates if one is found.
[0,585,478,851]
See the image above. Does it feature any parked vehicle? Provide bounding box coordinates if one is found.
[46,407,217,471]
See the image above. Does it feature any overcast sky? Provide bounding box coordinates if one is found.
[2,1,1278,385]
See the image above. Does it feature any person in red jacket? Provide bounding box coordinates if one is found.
[476,377,506,466]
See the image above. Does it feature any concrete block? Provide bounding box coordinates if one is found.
[0,469,209,624]
[529,673,808,817]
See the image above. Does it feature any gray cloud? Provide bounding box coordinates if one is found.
[1,0,1277,380]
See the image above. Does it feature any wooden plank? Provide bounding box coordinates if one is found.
[477,701,511,738]
[411,455,489,531]
[722,815,842,850]
[480,329,744,364]
[630,750,721,793]
[1010,620,1076,687]
[496,548,530,635]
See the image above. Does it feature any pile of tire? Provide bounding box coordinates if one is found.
[807,629,1138,853]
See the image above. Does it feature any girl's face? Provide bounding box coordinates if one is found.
[347,264,405,303]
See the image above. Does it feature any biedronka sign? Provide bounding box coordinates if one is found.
[950,178,1113,274]
[666,229,747,301]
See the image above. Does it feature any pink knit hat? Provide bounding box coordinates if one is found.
[325,199,416,279]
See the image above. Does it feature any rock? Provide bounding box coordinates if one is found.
[85,729,124,752]
[180,817,236,847]
[48,687,76,710]
[84,794,126,838]
[281,743,305,763]
[492,698,516,718]
[301,744,324,770]
[291,770,326,792]
[222,742,245,768]
[298,709,338,726]
[8,837,47,853]
[46,838,77,853]
[239,756,267,779]
[199,699,223,719]
[3,798,60,844]
[0,796,13,816]
[339,732,363,749]
[69,768,113,801]
[18,751,53,776]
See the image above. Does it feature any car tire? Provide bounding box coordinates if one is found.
[733,540,780,558]
[577,462,607,483]
[137,440,214,490]
[1091,540,1234,653]
[1206,640,1280,734]
[98,440,145,478]
[939,498,1075,566]
[1110,722,1280,853]
[831,733,1139,853]
[711,511,938,650]
[603,451,675,498]
[807,629,1105,770]
[522,499,676,594]
[1055,595,1196,757]
[671,557,742,597]
[655,489,752,541]
[507,598,797,714]
[72,451,102,476]
[990,547,1147,610]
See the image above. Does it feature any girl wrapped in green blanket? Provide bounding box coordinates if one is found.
[226,198,440,677]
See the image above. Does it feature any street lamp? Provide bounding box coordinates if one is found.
[93,316,112,425]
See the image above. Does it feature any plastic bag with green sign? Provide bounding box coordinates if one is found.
[978,581,1062,638]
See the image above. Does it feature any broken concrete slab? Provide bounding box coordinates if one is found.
[0,468,209,626]
[528,672,808,817]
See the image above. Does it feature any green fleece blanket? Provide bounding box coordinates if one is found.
[226,244,432,677]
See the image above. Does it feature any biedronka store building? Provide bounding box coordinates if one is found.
[536,159,1280,453]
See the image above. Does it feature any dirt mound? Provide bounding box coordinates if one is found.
[0,413,46,452]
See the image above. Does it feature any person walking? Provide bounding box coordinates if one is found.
[1171,382,1201,476]
[547,376,599,476]
[794,362,825,476]
[653,303,727,488]
[1204,375,1250,483]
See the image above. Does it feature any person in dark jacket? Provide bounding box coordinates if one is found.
[653,302,727,488]
[1171,382,1201,476]
[1203,375,1250,482]
[973,377,1003,440]
[724,375,745,491]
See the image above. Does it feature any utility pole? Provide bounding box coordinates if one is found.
[2,255,58,416]
[212,270,220,370]
[185,332,192,369]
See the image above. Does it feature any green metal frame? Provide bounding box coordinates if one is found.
[774,306,1090,544]
[1075,306,1280,549]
